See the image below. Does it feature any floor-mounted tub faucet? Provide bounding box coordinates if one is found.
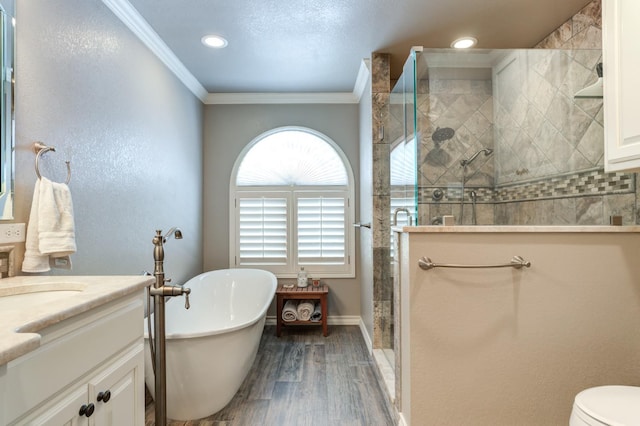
[149,228,191,426]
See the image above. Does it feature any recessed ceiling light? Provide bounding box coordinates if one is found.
[451,37,477,49]
[201,35,228,49]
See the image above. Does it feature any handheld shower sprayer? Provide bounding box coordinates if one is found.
[163,227,183,241]
[460,148,493,167]
[460,148,494,224]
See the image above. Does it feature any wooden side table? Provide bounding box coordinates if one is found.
[276,284,329,337]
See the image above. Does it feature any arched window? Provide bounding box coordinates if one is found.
[230,127,355,278]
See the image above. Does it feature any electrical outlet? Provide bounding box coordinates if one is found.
[0,223,26,243]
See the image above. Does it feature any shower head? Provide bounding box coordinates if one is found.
[432,127,455,143]
[460,148,493,167]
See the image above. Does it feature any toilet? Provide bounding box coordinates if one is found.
[570,385,640,425]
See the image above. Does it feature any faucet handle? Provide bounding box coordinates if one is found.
[164,278,172,284]
[183,287,191,310]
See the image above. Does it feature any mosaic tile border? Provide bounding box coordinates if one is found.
[494,168,634,202]
[415,167,635,204]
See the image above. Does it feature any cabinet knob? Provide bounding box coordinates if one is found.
[79,403,95,417]
[97,390,111,403]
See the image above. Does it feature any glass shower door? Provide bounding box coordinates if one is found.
[384,50,419,369]
[390,49,419,232]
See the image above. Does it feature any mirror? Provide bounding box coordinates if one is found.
[0,0,14,220]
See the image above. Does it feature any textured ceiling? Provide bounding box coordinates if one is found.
[127,0,594,93]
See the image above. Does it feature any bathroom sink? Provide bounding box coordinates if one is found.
[0,282,87,310]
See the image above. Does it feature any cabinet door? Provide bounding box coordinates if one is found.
[89,345,144,426]
[604,0,640,171]
[20,386,89,426]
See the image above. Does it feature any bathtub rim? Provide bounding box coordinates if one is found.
[144,268,277,340]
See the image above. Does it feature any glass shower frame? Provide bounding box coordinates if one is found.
[383,46,619,372]
[408,47,612,227]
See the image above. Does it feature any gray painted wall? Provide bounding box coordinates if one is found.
[203,103,361,317]
[13,0,203,284]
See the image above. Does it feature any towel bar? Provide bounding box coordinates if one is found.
[418,256,531,271]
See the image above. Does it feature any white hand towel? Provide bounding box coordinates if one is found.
[22,177,76,273]
[282,300,299,322]
[297,299,314,321]
[37,177,76,257]
[22,179,49,272]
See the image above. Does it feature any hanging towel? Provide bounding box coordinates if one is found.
[282,300,299,322]
[23,179,48,272]
[22,177,76,273]
[310,302,322,322]
[297,299,314,321]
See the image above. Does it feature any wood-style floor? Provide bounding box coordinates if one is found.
[145,325,395,426]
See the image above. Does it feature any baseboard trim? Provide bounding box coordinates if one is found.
[359,317,373,353]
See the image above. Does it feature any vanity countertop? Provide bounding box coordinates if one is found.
[0,275,152,365]
[392,225,640,233]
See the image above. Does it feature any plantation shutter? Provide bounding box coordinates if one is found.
[297,196,346,265]
[238,196,288,265]
[231,127,354,277]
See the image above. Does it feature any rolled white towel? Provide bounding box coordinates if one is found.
[282,300,299,322]
[310,302,322,322]
[297,299,314,321]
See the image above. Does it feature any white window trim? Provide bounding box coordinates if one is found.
[229,126,356,279]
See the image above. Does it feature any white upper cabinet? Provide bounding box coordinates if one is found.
[604,0,640,172]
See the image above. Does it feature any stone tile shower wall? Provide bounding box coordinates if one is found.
[490,48,636,225]
[494,50,603,183]
[501,0,636,225]
[416,0,636,225]
[416,72,495,225]
[371,53,393,350]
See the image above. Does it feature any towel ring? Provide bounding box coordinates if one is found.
[34,142,71,184]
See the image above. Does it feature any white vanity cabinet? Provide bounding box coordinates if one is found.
[603,0,640,172]
[1,293,146,425]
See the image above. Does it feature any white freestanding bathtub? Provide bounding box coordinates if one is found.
[144,268,277,421]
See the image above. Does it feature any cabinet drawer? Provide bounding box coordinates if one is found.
[4,296,143,424]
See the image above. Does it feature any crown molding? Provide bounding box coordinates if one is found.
[101,0,208,101]
[204,92,360,105]
[105,0,366,105]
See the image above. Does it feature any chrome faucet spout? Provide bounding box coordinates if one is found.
[393,207,413,226]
